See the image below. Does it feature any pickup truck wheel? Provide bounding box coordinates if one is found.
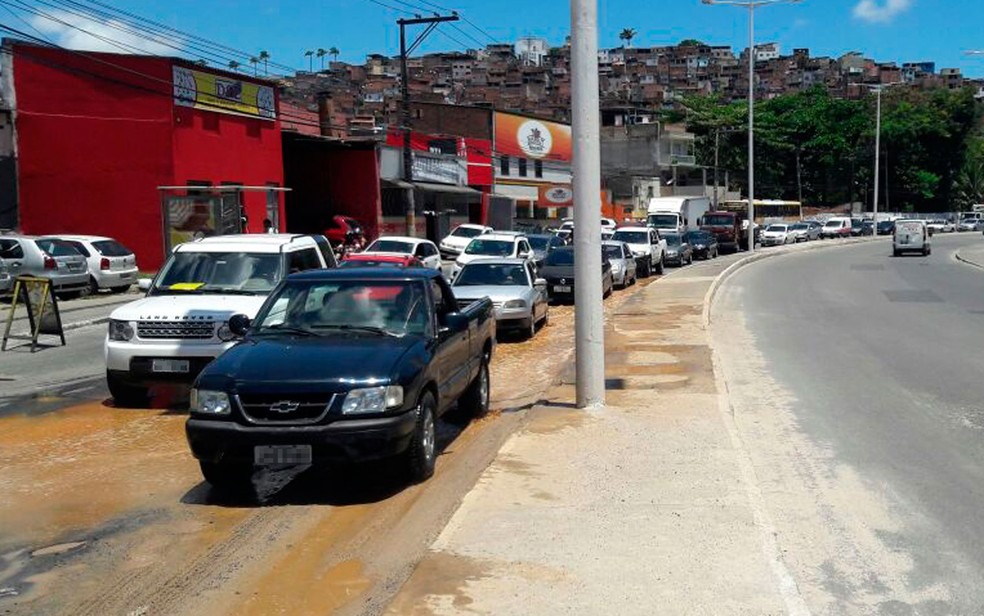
[107,372,148,408]
[199,461,254,494]
[654,256,665,275]
[459,357,490,418]
[406,393,437,483]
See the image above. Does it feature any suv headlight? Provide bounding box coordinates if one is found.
[108,319,134,341]
[503,299,526,309]
[216,322,236,342]
[190,389,231,415]
[341,385,404,415]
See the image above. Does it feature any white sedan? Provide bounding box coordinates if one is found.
[363,236,442,270]
[760,224,796,246]
[439,224,493,258]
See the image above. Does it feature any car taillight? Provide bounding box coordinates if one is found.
[43,255,57,270]
[100,257,110,270]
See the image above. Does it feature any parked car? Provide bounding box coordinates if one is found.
[957,218,983,232]
[185,268,496,489]
[453,233,534,279]
[527,233,566,268]
[0,235,89,298]
[861,220,875,236]
[538,246,613,303]
[439,224,493,258]
[323,215,365,248]
[760,224,796,247]
[926,219,955,234]
[602,240,638,288]
[363,236,442,270]
[820,217,852,239]
[611,226,665,277]
[0,258,11,295]
[451,258,548,339]
[663,232,694,266]
[849,218,866,237]
[600,217,618,231]
[893,219,931,257]
[876,220,896,235]
[105,234,336,407]
[339,253,424,269]
[684,230,719,260]
[788,222,819,242]
[45,235,138,294]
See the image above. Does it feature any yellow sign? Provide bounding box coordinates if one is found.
[173,66,276,120]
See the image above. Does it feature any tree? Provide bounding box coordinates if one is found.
[316,48,327,70]
[304,50,314,72]
[619,28,636,48]
[249,56,259,75]
[228,60,241,71]
[195,59,207,67]
[258,50,270,75]
[329,46,340,64]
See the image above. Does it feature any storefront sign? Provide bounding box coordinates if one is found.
[495,112,572,162]
[173,66,276,120]
[412,152,463,185]
[537,184,574,207]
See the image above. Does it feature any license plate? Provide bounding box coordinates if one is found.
[254,445,312,466]
[554,285,571,293]
[151,359,190,373]
[120,272,135,279]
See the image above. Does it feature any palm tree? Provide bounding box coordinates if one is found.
[329,46,340,64]
[619,28,637,48]
[228,60,241,71]
[258,50,270,75]
[249,56,259,75]
[316,48,327,70]
[304,50,314,72]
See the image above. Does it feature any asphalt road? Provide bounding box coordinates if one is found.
[713,233,984,614]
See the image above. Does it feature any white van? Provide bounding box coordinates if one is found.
[893,219,931,257]
[820,217,852,239]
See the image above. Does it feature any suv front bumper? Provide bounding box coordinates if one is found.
[106,339,238,385]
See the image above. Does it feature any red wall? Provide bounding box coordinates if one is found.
[11,44,284,270]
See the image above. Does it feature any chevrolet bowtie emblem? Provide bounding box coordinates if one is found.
[269,400,300,413]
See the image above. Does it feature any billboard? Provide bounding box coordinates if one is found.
[173,66,276,120]
[494,112,572,162]
[537,184,574,207]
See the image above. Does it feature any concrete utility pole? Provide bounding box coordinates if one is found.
[570,0,605,408]
[398,13,459,236]
[702,0,802,252]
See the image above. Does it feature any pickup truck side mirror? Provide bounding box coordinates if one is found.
[438,312,469,338]
[229,314,251,337]
[137,278,152,292]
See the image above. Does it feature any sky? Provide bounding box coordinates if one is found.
[7,0,984,78]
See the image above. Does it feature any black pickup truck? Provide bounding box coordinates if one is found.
[185,268,496,491]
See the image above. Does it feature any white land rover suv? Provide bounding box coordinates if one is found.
[105,234,336,406]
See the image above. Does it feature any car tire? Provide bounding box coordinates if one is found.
[88,276,101,295]
[654,256,665,275]
[893,249,900,257]
[111,285,131,294]
[526,317,536,339]
[405,392,438,483]
[107,372,149,408]
[199,461,254,494]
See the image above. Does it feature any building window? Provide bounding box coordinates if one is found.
[534,160,543,178]
[518,158,528,177]
[647,186,654,198]
[500,155,510,176]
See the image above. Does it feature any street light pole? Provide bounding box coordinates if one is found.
[873,86,881,225]
[702,0,802,252]
[571,0,605,408]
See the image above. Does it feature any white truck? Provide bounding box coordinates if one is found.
[646,196,711,235]
[105,234,336,406]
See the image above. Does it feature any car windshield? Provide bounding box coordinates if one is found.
[464,239,514,256]
[612,231,648,244]
[544,249,575,266]
[766,225,788,232]
[153,251,283,295]
[455,263,529,286]
[34,239,80,257]
[528,236,551,251]
[703,214,733,226]
[665,235,682,246]
[647,214,679,227]
[255,280,428,337]
[603,245,623,259]
[451,226,485,239]
[338,259,409,269]
[366,239,415,254]
[790,224,808,230]
[92,240,132,257]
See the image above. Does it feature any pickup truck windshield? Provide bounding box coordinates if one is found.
[703,215,734,226]
[464,239,514,256]
[612,231,648,245]
[455,263,528,287]
[255,280,428,337]
[647,214,679,228]
[154,251,283,295]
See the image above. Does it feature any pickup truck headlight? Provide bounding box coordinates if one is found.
[190,389,231,415]
[108,319,134,341]
[503,299,526,309]
[342,385,404,415]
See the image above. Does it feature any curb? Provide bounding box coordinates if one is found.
[701,237,880,327]
[63,317,110,332]
[955,249,984,270]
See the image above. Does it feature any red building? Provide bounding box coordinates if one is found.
[2,41,285,269]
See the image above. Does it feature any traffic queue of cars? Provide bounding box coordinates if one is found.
[0,233,138,298]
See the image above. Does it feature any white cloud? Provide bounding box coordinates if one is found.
[852,0,914,23]
[29,10,179,55]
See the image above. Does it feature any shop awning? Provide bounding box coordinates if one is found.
[381,178,414,189]
[413,182,482,196]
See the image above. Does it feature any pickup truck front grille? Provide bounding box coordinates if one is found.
[237,393,335,424]
[137,320,215,340]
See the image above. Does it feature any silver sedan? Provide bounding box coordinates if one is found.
[788,222,820,242]
[603,240,637,288]
[450,258,549,340]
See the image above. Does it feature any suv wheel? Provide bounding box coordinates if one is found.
[405,392,437,483]
[199,461,254,494]
[107,372,149,408]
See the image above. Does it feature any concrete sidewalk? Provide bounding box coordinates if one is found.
[955,241,984,269]
[385,248,815,614]
[1,290,137,331]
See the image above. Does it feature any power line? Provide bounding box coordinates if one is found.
[4,0,156,55]
[365,0,416,17]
